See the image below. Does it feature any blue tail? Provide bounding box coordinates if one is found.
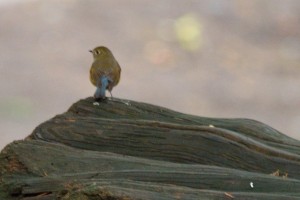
[94,76,109,99]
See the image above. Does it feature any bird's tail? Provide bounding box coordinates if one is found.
[94,75,109,100]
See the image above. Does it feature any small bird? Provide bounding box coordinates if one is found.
[89,46,121,101]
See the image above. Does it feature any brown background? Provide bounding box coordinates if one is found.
[1,0,300,150]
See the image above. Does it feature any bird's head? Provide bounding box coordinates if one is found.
[89,46,113,59]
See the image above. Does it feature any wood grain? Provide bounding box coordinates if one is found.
[1,97,300,199]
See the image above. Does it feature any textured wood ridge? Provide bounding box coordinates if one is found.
[1,97,300,199]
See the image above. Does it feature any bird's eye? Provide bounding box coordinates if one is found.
[95,50,101,55]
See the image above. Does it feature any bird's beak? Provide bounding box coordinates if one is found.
[89,50,93,53]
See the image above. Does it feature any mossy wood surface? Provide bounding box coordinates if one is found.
[1,97,300,199]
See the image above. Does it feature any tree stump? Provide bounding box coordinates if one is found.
[1,97,300,199]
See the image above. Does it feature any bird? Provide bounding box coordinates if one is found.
[89,46,121,101]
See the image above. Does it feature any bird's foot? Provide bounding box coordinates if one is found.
[94,96,107,102]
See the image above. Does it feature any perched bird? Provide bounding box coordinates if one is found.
[89,46,121,101]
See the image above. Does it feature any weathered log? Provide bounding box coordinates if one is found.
[1,97,300,199]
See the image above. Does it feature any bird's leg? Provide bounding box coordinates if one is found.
[109,91,113,99]
[106,78,114,100]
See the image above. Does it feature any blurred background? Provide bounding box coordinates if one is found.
[0,0,300,150]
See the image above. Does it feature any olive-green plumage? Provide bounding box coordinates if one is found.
[89,46,121,100]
